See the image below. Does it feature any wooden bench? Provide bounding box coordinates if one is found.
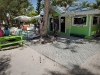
[0,35,25,51]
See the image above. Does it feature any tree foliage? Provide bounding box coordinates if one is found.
[26,5,37,17]
[50,0,77,7]
[80,0,100,9]
[36,0,42,14]
[0,0,31,24]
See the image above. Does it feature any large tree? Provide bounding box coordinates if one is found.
[40,0,50,37]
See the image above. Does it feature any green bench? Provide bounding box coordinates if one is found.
[0,35,25,51]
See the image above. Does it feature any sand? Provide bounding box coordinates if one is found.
[0,46,70,75]
[0,45,100,75]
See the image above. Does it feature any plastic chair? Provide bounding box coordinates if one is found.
[19,30,28,38]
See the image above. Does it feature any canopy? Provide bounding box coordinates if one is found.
[14,15,31,22]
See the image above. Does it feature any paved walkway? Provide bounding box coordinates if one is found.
[26,35,100,70]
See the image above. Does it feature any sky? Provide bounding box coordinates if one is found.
[30,0,96,9]
[30,0,37,9]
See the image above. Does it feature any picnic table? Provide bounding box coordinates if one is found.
[0,35,25,50]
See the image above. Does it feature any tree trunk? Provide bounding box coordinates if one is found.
[40,0,50,37]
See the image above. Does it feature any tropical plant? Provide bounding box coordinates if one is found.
[81,1,89,7]
[95,0,100,9]
[85,0,100,9]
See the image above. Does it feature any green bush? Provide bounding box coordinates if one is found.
[29,19,38,24]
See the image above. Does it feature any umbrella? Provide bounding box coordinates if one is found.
[31,15,42,20]
[14,15,31,22]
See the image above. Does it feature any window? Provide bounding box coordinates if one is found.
[73,15,87,26]
[93,16,99,25]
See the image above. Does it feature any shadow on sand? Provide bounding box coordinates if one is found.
[0,55,11,75]
[46,65,94,75]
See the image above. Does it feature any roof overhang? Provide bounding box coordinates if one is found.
[62,9,100,17]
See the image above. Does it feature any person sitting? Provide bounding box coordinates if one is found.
[4,27,10,36]
[0,27,4,37]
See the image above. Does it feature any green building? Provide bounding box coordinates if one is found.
[48,4,100,39]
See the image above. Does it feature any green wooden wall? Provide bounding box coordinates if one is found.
[91,25,99,35]
[90,15,100,35]
[70,15,90,36]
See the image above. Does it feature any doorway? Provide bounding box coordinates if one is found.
[49,18,53,31]
[60,17,65,33]
[54,16,59,31]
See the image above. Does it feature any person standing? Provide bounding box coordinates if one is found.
[54,22,58,37]
[34,22,37,30]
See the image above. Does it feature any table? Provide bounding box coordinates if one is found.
[0,35,25,50]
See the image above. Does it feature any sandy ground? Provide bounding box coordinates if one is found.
[0,46,70,75]
[0,45,100,75]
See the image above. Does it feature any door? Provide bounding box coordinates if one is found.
[61,17,65,33]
